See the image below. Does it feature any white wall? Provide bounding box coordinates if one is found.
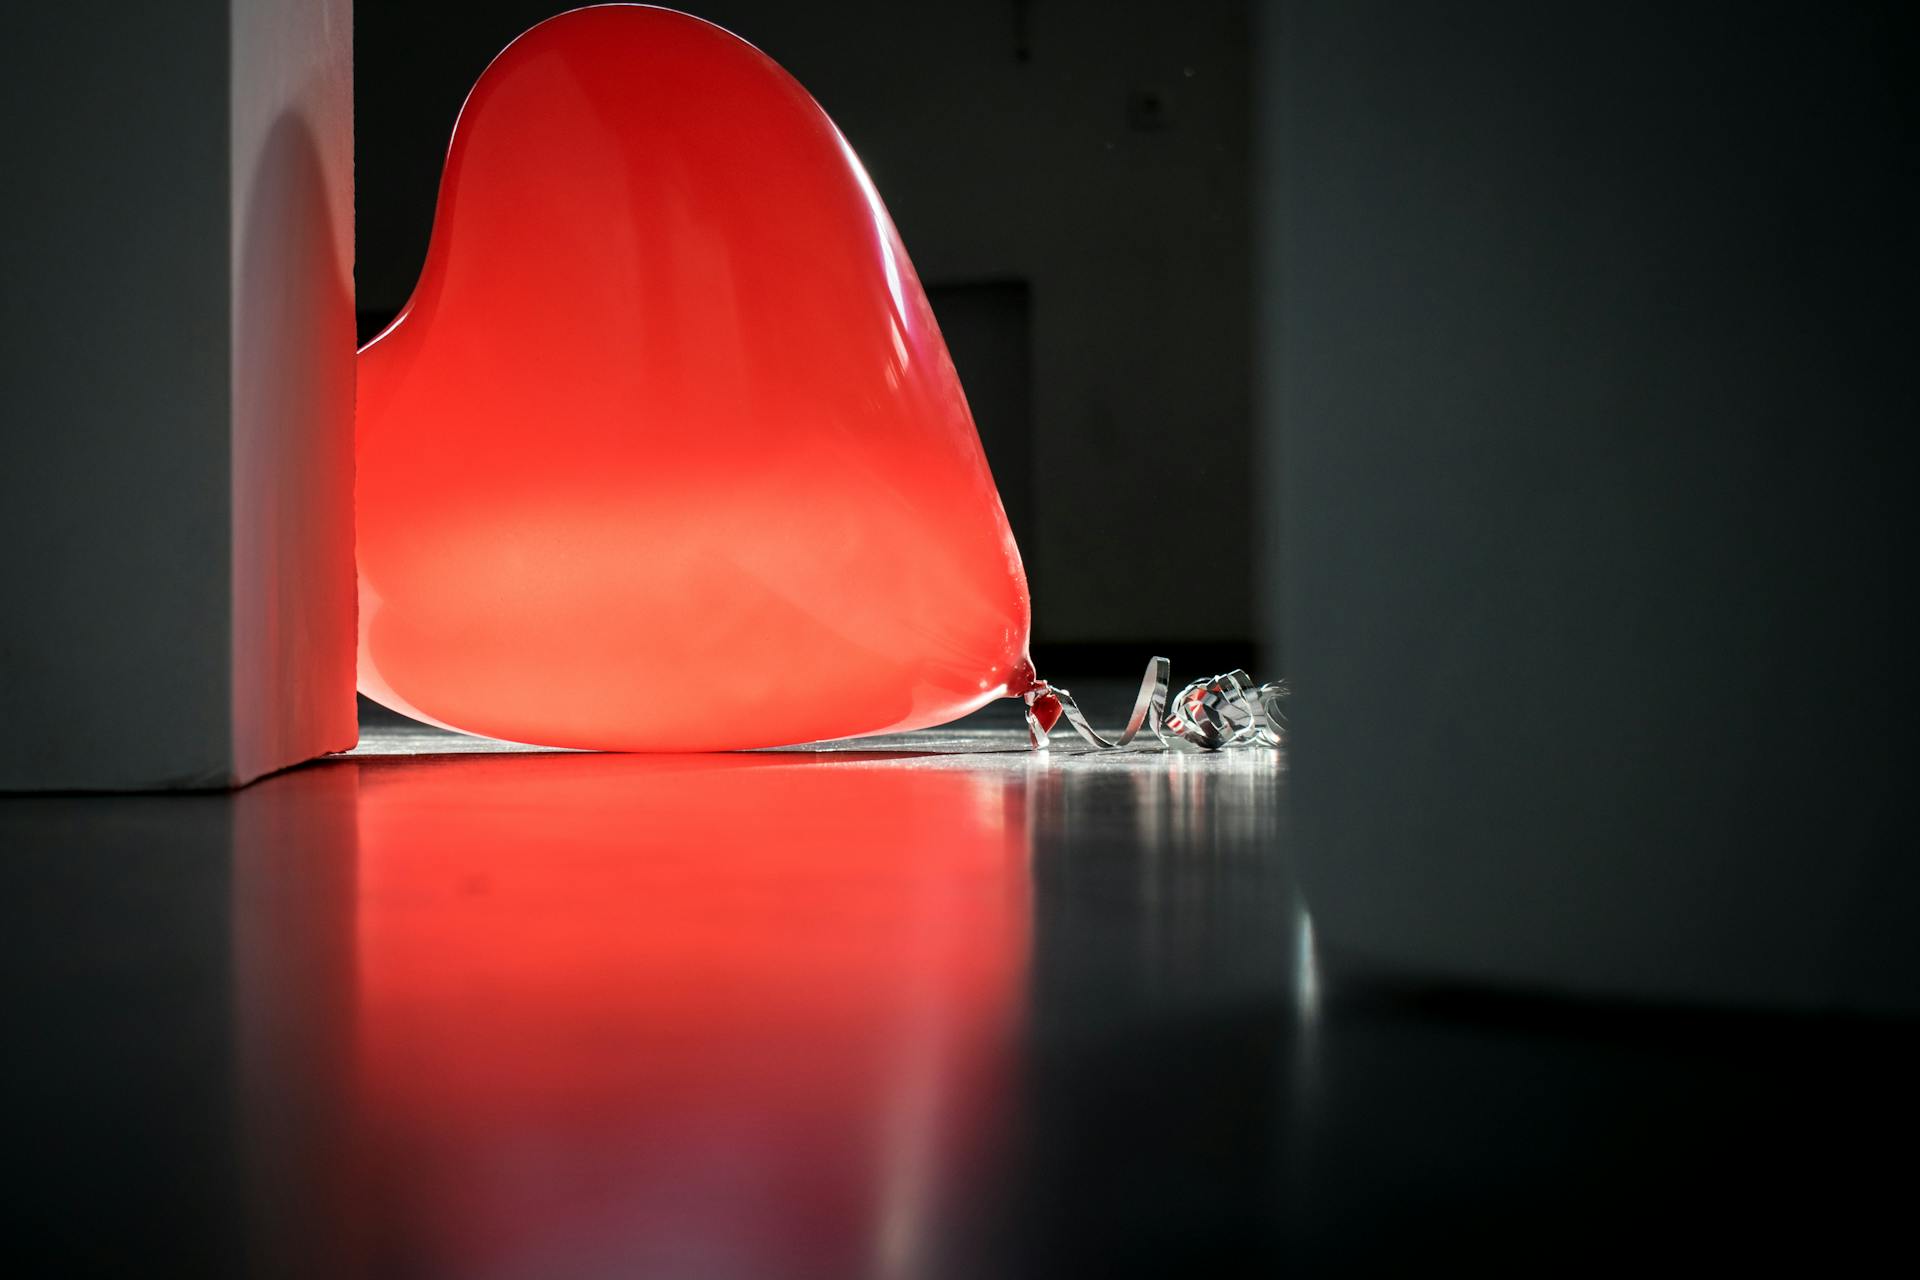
[1,0,356,790]
[230,0,358,783]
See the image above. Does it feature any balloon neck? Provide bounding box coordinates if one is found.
[1007,658,1065,736]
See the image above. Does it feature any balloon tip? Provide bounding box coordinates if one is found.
[1009,657,1043,698]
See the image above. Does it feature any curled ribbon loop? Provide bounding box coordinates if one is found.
[1024,659,1288,752]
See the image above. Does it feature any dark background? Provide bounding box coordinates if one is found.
[1261,0,1911,1007]
[356,0,1257,675]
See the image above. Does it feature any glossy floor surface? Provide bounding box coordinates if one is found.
[4,704,1912,1275]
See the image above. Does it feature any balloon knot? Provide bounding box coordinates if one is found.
[1009,657,1044,698]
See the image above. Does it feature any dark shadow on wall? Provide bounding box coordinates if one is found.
[1264,0,1912,1010]
[232,111,358,778]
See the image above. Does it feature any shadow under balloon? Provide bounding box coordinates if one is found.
[231,750,1033,1278]
[2,742,1315,1276]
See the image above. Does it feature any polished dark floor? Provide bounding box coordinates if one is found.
[4,705,1912,1275]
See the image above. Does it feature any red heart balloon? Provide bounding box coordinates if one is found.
[358,6,1033,750]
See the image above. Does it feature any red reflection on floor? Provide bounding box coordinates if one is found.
[342,753,1030,1277]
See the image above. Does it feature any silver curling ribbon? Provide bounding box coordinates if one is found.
[1023,658,1288,752]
